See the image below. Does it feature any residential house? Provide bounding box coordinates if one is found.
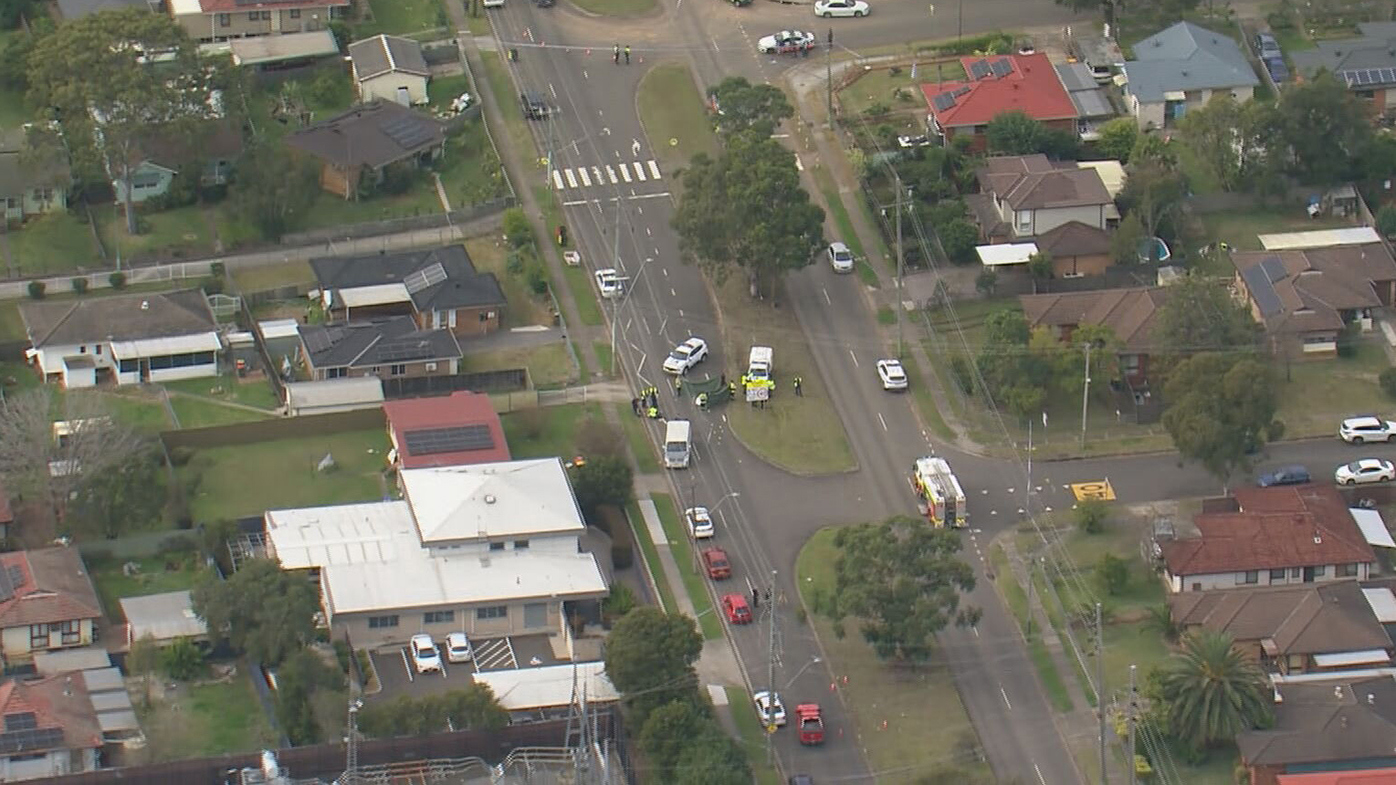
[1122,21,1260,128]
[310,244,507,337]
[0,674,102,781]
[1054,61,1118,139]
[298,316,461,381]
[969,154,1114,242]
[285,100,446,199]
[349,34,431,106]
[264,457,609,650]
[0,483,11,542]
[1020,286,1167,387]
[0,548,100,665]
[30,654,140,746]
[1160,485,1379,593]
[1,129,71,225]
[383,391,511,469]
[282,377,385,417]
[920,53,1079,152]
[1168,581,1395,675]
[1277,768,1396,785]
[1032,221,1115,277]
[1292,22,1396,114]
[19,289,221,387]
[111,123,243,205]
[1237,676,1396,785]
[1231,241,1396,358]
[167,0,346,43]
[1256,228,1396,304]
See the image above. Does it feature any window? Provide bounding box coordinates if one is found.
[260,10,271,19]
[1338,563,1359,577]
[289,8,301,17]
[1269,568,1286,581]
[29,624,48,649]
[367,615,399,629]
[476,606,508,620]
[1238,570,1259,585]
[327,367,347,379]
[248,11,259,20]
[390,364,406,376]
[217,12,230,25]
[60,620,81,645]
[448,310,457,329]
[119,359,138,373]
[514,539,530,550]
[94,345,101,355]
[1015,211,1032,233]
[1291,568,1302,578]
[424,610,454,624]
[1313,565,1326,577]
[489,542,505,552]
[78,345,86,354]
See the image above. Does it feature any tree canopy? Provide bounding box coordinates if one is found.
[68,443,166,539]
[1094,117,1139,163]
[357,684,508,739]
[830,515,979,661]
[972,308,1121,418]
[227,140,321,241]
[1276,71,1373,185]
[604,607,702,722]
[1117,158,1187,261]
[1157,630,1272,750]
[1162,354,1280,484]
[1151,274,1258,362]
[1177,94,1279,192]
[191,557,320,665]
[707,76,793,138]
[985,111,1079,159]
[570,455,633,518]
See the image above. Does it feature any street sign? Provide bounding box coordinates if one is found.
[1070,480,1116,502]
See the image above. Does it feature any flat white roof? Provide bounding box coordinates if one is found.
[400,458,585,544]
[976,242,1039,267]
[1350,508,1395,548]
[1258,227,1380,250]
[283,377,385,409]
[472,662,618,710]
[1077,160,1126,198]
[259,318,301,340]
[168,0,201,14]
[109,332,221,359]
[265,501,417,569]
[339,283,410,309]
[1311,649,1393,668]
[1363,587,1396,623]
[120,590,209,643]
[231,30,338,66]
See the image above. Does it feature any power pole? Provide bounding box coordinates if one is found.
[345,699,362,785]
[1080,341,1093,449]
[894,172,904,357]
[1126,664,1138,785]
[1096,602,1108,785]
[765,569,779,767]
[609,201,622,376]
[825,29,834,126]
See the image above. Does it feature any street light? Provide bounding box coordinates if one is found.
[709,491,741,514]
[783,656,823,690]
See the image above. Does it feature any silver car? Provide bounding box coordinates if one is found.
[828,242,855,273]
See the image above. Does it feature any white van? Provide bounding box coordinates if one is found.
[664,420,692,469]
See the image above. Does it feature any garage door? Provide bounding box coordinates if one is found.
[524,602,547,629]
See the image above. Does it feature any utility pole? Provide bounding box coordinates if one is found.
[1096,602,1108,785]
[1026,415,1032,514]
[1126,664,1138,785]
[825,29,834,126]
[894,172,904,357]
[1080,341,1093,449]
[766,569,779,767]
[609,201,622,376]
[345,699,362,785]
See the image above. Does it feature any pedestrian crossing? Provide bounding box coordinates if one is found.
[551,160,664,190]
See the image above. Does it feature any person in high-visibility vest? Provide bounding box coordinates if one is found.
[695,392,709,410]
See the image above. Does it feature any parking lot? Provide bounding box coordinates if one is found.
[367,633,571,701]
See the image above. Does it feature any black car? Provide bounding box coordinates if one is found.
[534,0,554,8]
[1257,465,1311,487]
[789,777,814,785]
[520,90,550,120]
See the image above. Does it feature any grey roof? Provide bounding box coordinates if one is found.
[1292,23,1396,86]
[120,590,208,643]
[1056,63,1116,118]
[20,289,217,349]
[1123,21,1259,104]
[55,0,143,20]
[1237,676,1396,766]
[311,244,507,312]
[349,34,430,81]
[0,129,72,198]
[284,100,445,171]
[298,316,462,371]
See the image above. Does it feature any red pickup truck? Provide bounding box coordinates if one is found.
[796,704,824,745]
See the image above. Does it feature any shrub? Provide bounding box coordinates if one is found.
[1378,204,1396,238]
[526,263,549,296]
[109,271,128,289]
[1336,321,1360,358]
[168,446,195,467]
[70,276,88,294]
[503,208,533,248]
[1381,367,1396,399]
[602,583,637,619]
[160,637,205,680]
[1075,497,1109,534]
[210,262,226,279]
[27,280,45,299]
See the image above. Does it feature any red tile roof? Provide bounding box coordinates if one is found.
[921,53,1078,129]
[1278,768,1396,785]
[0,549,101,631]
[383,391,511,469]
[0,673,102,753]
[197,0,348,12]
[1161,485,1376,577]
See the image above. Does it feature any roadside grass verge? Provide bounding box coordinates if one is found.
[811,164,879,287]
[616,405,660,473]
[651,492,722,640]
[568,0,657,16]
[626,499,678,612]
[724,686,783,785]
[635,61,720,184]
[593,341,614,377]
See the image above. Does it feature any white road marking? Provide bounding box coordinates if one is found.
[561,199,589,207]
[822,287,831,305]
[578,168,592,187]
[564,169,578,188]
[591,166,603,184]
[999,687,1013,710]
[633,162,647,181]
[620,165,632,183]
[646,227,653,236]
[648,160,662,179]
[671,288,677,297]
[848,349,859,367]
[605,165,618,184]
[1034,764,1046,785]
[583,70,589,79]
[771,133,790,138]
[551,170,565,189]
[794,155,804,171]
[549,83,557,98]
[877,413,888,431]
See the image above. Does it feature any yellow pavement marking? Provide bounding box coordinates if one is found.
[1070,479,1115,502]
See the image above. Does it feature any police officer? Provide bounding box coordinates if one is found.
[613,43,620,64]
[674,376,682,394]
[696,392,709,410]
[793,376,803,397]
[624,45,631,64]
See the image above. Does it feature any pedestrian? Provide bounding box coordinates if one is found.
[728,381,737,399]
[613,43,620,64]
[720,372,727,387]
[624,45,631,64]
[794,376,803,397]
[674,377,682,394]
[631,397,641,416]
[648,390,657,408]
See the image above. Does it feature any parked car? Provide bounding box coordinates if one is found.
[482,0,504,7]
[722,593,753,624]
[702,547,732,579]
[663,337,709,374]
[758,30,817,55]
[1336,458,1396,486]
[876,359,908,391]
[897,134,932,148]
[790,776,815,785]
[1265,56,1289,82]
[753,690,787,727]
[685,506,715,539]
[1257,465,1311,487]
[409,634,442,674]
[445,632,473,663]
[1255,31,1282,59]
[594,268,623,299]
[1340,416,1396,443]
[827,242,855,273]
[520,90,550,120]
[813,0,869,16]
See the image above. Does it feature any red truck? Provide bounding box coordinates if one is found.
[702,548,732,580]
[796,704,824,745]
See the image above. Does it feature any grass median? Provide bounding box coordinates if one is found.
[626,499,678,612]
[651,492,723,640]
[636,61,720,190]
[568,0,656,15]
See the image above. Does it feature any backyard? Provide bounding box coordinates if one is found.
[0,211,102,278]
[86,551,211,618]
[463,342,577,390]
[94,204,216,263]
[499,402,604,460]
[355,0,448,37]
[837,60,966,119]
[133,676,279,764]
[464,235,554,327]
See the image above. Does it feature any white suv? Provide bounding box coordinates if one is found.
[1340,416,1396,444]
[409,634,442,674]
[828,242,854,273]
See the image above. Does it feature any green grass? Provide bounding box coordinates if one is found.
[0,31,30,131]
[180,428,390,522]
[102,392,175,433]
[1201,208,1357,253]
[169,396,274,428]
[901,351,955,442]
[229,260,315,293]
[436,119,512,208]
[724,686,783,785]
[428,74,472,112]
[560,258,604,326]
[477,52,534,166]
[162,374,280,411]
[179,679,278,757]
[0,302,24,342]
[499,402,604,459]
[838,60,966,118]
[95,204,215,263]
[797,528,990,783]
[616,404,660,473]
[568,0,656,15]
[636,62,720,182]
[88,553,210,619]
[593,341,614,377]
[811,164,879,287]
[465,236,554,327]
[625,498,678,611]
[359,0,447,36]
[651,492,722,640]
[1,211,102,277]
[1028,636,1074,712]
[463,341,578,389]
[298,171,444,230]
[1271,26,1315,52]
[1276,338,1389,439]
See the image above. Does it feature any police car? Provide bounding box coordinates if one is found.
[757,30,817,55]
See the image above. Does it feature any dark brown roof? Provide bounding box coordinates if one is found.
[1233,247,1392,334]
[1237,676,1396,767]
[285,100,446,171]
[977,155,1112,210]
[142,121,245,173]
[0,548,100,630]
[0,128,71,196]
[0,674,102,754]
[1019,286,1168,353]
[1162,485,1377,577]
[19,289,217,349]
[349,34,430,81]
[1035,220,1112,257]
[1168,580,1393,657]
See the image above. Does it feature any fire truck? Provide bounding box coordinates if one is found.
[910,455,967,528]
[796,704,824,745]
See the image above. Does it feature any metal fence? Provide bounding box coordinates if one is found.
[380,368,528,399]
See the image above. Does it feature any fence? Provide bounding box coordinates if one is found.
[241,283,314,307]
[987,266,1160,298]
[160,407,387,451]
[380,368,528,399]
[280,198,513,248]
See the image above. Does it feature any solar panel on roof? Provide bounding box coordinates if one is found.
[376,341,435,362]
[933,93,956,111]
[404,262,448,294]
[403,424,495,456]
[5,713,36,732]
[1258,255,1288,283]
[379,116,433,150]
[952,86,971,97]
[1241,263,1283,317]
[0,565,24,602]
[990,59,1013,77]
[0,727,63,755]
[969,59,991,79]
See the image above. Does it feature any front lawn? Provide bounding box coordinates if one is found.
[463,235,554,327]
[1275,338,1390,439]
[93,204,215,264]
[2,211,102,277]
[462,341,578,389]
[358,0,447,37]
[839,60,966,119]
[435,119,512,208]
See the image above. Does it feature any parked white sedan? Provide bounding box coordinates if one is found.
[663,337,709,374]
[1335,459,1396,486]
[757,30,817,55]
[594,268,623,299]
[876,359,908,391]
[409,634,442,674]
[753,691,787,727]
[445,632,473,663]
[814,0,869,15]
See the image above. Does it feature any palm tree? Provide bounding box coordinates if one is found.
[1143,604,1180,644]
[1159,630,1272,750]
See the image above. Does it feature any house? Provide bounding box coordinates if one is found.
[298,316,461,381]
[19,289,221,387]
[1236,676,1396,785]
[1160,486,1378,593]
[285,100,446,199]
[1231,242,1396,358]
[1255,228,1396,304]
[1020,286,1168,386]
[1292,22,1396,114]
[1122,21,1259,129]
[30,653,140,746]
[1033,221,1115,277]
[0,483,12,542]
[1055,61,1118,139]
[166,0,346,43]
[263,457,609,650]
[1168,581,1395,676]
[383,391,510,469]
[0,548,100,665]
[349,34,431,106]
[120,590,209,648]
[1277,768,1396,785]
[1,129,71,224]
[920,53,1079,152]
[283,377,385,416]
[310,244,507,337]
[0,674,103,781]
[968,155,1114,242]
[111,122,243,205]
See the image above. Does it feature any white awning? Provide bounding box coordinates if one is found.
[1350,508,1395,548]
[472,662,618,710]
[339,284,410,308]
[1311,649,1393,668]
[1363,587,1396,623]
[109,332,222,359]
[976,242,1039,267]
[259,319,301,340]
[1258,227,1380,250]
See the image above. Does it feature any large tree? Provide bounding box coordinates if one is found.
[830,515,979,661]
[570,455,633,518]
[1094,117,1139,163]
[1276,71,1373,185]
[672,130,825,298]
[639,700,708,775]
[191,557,319,665]
[985,111,1078,159]
[603,607,702,723]
[27,7,216,235]
[1117,158,1187,262]
[1162,353,1280,485]
[1158,630,1272,750]
[67,442,166,539]
[1151,274,1259,365]
[707,76,793,138]
[226,140,320,241]
[1177,94,1265,192]
[672,729,751,785]
[358,684,508,739]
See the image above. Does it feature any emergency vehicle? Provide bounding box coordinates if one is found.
[910,455,967,528]
[796,704,825,745]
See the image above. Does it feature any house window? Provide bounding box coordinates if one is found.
[489,542,505,552]
[327,367,347,379]
[1015,211,1032,233]
[78,345,86,354]
[1313,565,1326,577]
[390,364,406,376]
[367,615,399,629]
[514,539,529,550]
[260,10,271,19]
[423,610,454,624]
[1291,568,1302,578]
[119,359,138,373]
[480,312,492,322]
[1238,570,1259,585]
[1338,563,1359,577]
[94,345,101,355]
[248,11,259,20]
[60,620,81,645]
[8,753,45,762]
[29,624,48,649]
[217,12,230,25]
[476,606,508,620]
[290,8,301,17]
[1269,568,1286,582]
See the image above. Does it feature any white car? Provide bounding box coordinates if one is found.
[753,690,787,727]
[897,134,932,148]
[594,268,623,299]
[828,242,855,273]
[814,0,869,15]
[445,632,473,663]
[483,0,504,7]
[1336,459,1396,485]
[876,359,908,391]
[758,30,817,55]
[685,507,715,539]
[409,634,442,674]
[1339,416,1396,444]
[663,337,709,374]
